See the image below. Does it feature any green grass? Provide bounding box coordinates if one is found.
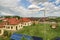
[16,23,60,40]
[0,23,60,40]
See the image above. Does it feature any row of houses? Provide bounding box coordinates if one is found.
[0,18,32,35]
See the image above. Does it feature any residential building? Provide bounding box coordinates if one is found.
[0,17,32,35]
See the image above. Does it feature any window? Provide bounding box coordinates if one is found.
[4,26,5,28]
[0,30,1,34]
[11,26,13,29]
[16,26,18,30]
[24,23,26,25]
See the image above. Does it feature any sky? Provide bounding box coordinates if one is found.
[0,0,60,17]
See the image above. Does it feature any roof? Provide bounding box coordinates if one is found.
[1,18,31,25]
[7,18,20,25]
[2,18,20,25]
[22,18,31,22]
[29,18,40,21]
[0,18,31,28]
[3,18,9,21]
[0,21,7,28]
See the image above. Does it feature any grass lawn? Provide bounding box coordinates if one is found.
[16,23,60,40]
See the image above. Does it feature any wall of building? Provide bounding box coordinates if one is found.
[23,21,32,26]
[18,23,23,30]
[0,28,4,36]
[4,25,16,31]
[4,23,23,31]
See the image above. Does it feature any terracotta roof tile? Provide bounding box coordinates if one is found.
[22,18,31,22]
[7,18,19,25]
[0,22,7,28]
[1,18,31,25]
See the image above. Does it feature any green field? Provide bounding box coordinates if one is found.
[0,23,60,40]
[16,23,60,40]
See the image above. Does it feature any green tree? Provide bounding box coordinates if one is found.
[13,16,21,19]
[4,16,12,18]
[0,20,3,23]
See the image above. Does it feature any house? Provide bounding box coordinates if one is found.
[0,18,23,35]
[0,22,6,35]
[3,18,23,31]
[0,17,32,36]
[29,17,40,24]
[21,18,32,26]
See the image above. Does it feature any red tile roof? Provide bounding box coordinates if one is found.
[0,18,31,28]
[1,18,31,25]
[3,18,9,21]
[0,22,7,28]
[22,18,31,22]
[7,18,20,25]
[2,18,19,25]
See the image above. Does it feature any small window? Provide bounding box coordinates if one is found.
[0,30,1,34]
[25,23,26,25]
[16,26,18,30]
[11,27,13,29]
[4,26,5,28]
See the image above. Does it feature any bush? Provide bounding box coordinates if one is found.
[3,30,8,37]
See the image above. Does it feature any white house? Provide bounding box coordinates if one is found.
[4,24,23,31]
[21,18,32,26]
[0,18,32,36]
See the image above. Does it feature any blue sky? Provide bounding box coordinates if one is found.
[0,0,60,17]
[19,0,31,8]
[19,0,60,8]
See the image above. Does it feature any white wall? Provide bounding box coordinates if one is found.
[0,28,4,36]
[23,21,32,26]
[4,25,17,31]
[4,23,23,31]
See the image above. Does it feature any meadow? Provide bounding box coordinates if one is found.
[16,23,60,40]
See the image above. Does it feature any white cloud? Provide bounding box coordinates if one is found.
[0,0,29,16]
[0,0,19,8]
[55,0,60,4]
[0,11,14,16]
[0,0,60,17]
[27,0,48,4]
